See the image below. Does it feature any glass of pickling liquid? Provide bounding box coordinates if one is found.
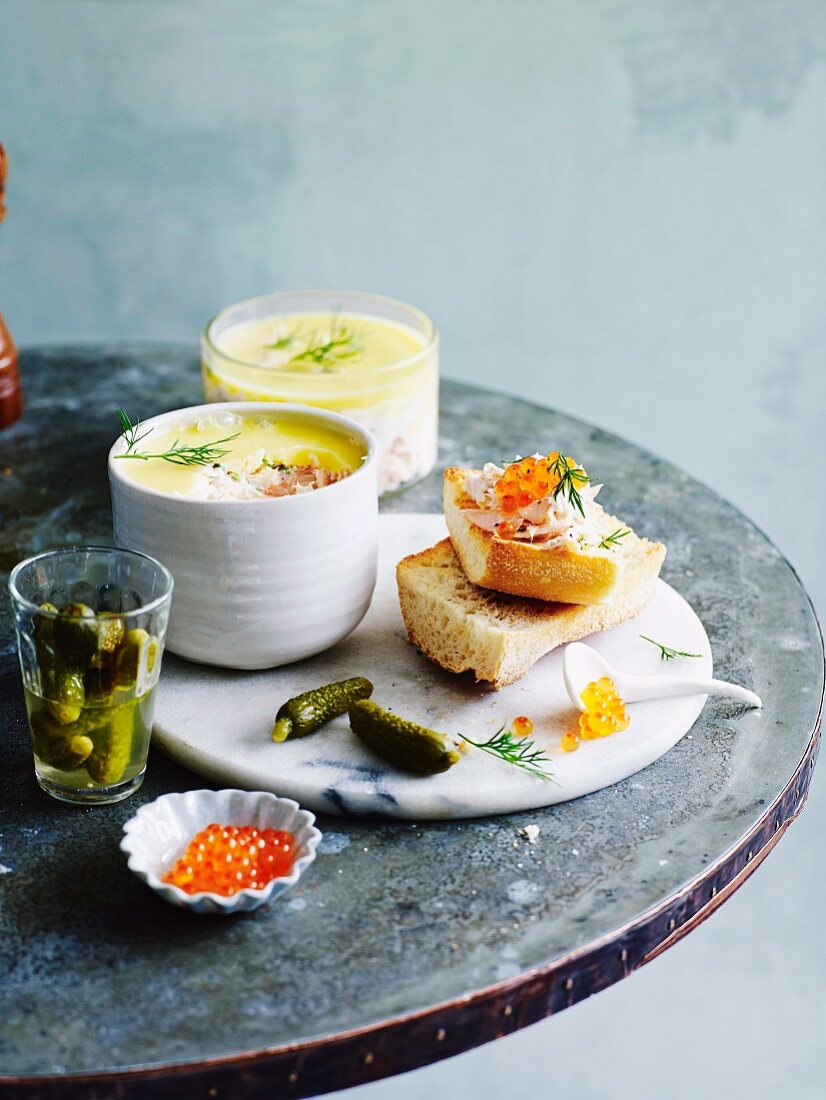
[8,547,173,805]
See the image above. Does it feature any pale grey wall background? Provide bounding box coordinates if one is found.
[1,1,824,1097]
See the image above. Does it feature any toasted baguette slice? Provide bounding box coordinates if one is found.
[444,467,664,605]
[397,537,665,688]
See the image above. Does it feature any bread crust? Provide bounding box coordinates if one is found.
[444,467,663,606]
[396,537,666,688]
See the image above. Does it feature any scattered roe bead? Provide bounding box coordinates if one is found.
[564,677,630,751]
[512,715,533,736]
[163,823,295,896]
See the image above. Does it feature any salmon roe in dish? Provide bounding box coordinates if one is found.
[512,715,534,736]
[562,677,631,752]
[163,823,296,897]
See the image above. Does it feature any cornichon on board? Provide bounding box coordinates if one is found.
[272,677,374,742]
[348,700,461,775]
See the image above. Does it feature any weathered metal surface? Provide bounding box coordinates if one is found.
[0,346,821,1099]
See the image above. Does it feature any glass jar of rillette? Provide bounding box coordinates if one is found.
[202,290,438,495]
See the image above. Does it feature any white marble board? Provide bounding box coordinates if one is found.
[153,514,712,819]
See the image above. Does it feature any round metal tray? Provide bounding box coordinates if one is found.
[0,346,821,1099]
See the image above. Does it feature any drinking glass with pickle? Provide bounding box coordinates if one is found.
[8,547,173,805]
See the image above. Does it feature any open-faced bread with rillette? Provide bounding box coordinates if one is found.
[444,455,665,606]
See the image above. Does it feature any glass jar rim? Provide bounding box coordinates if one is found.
[203,289,438,377]
[8,545,174,619]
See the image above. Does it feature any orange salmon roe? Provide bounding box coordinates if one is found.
[563,677,630,751]
[512,715,533,736]
[495,518,520,539]
[493,452,588,539]
[163,823,295,897]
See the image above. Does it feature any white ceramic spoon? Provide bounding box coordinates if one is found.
[562,642,763,712]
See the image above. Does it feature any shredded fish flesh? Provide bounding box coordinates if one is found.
[188,449,351,501]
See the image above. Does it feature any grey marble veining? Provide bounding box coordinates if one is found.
[0,346,822,1077]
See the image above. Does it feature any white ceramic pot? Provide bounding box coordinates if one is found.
[108,402,378,669]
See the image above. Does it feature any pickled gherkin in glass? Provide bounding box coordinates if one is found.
[20,599,163,798]
[23,686,157,794]
[9,547,173,805]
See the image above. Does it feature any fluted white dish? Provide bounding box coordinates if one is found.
[109,402,378,668]
[120,789,322,914]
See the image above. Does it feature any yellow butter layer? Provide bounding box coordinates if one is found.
[206,312,428,409]
[118,414,365,496]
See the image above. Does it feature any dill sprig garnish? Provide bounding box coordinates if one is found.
[114,409,240,468]
[640,635,702,661]
[266,333,296,352]
[548,452,590,516]
[460,726,555,782]
[116,407,153,452]
[264,311,363,372]
[598,527,630,550]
